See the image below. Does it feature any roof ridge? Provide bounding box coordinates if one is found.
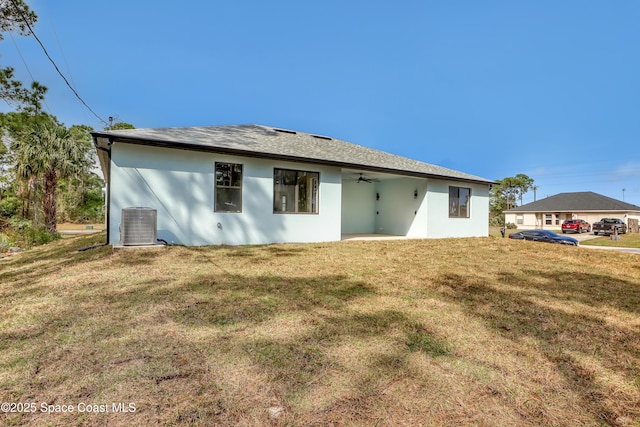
[506,191,640,212]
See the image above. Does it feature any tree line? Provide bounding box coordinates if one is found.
[0,1,128,248]
[489,173,535,226]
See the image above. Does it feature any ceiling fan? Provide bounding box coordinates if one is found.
[356,173,380,183]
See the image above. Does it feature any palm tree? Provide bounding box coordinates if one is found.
[14,118,84,235]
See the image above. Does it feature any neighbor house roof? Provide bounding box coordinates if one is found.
[92,124,493,185]
[505,191,640,213]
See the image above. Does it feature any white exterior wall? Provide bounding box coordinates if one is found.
[425,179,490,238]
[375,177,429,236]
[505,212,540,229]
[109,143,342,246]
[628,213,640,222]
[341,180,376,233]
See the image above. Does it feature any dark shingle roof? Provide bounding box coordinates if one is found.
[506,192,640,212]
[92,124,493,184]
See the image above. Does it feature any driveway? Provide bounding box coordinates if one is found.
[572,232,640,254]
[507,231,639,254]
[580,245,640,255]
[59,229,103,235]
[569,233,601,243]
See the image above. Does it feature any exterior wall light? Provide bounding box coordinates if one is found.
[414,189,418,199]
[376,192,380,200]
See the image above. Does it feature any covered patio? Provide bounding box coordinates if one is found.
[340,233,418,241]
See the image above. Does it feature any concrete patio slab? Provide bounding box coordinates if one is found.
[341,233,417,241]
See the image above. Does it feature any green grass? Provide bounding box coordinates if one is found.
[0,232,639,426]
[579,232,640,248]
[489,225,520,238]
[406,324,450,357]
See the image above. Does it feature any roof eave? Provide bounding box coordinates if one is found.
[91,132,495,186]
[93,136,111,181]
[504,209,640,213]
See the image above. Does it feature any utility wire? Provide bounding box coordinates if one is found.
[8,0,109,127]
[41,0,77,89]
[8,31,53,115]
[8,32,35,82]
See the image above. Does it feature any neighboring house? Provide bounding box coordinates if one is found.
[504,192,640,230]
[92,124,493,246]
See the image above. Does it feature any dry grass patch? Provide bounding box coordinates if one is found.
[0,234,639,426]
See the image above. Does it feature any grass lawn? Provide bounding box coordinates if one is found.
[0,234,638,426]
[579,232,640,249]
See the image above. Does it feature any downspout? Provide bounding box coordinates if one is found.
[104,142,112,245]
[79,143,111,252]
[102,139,113,245]
[89,137,112,247]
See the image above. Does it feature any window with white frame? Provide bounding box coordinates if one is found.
[449,186,471,218]
[516,215,524,224]
[215,162,243,212]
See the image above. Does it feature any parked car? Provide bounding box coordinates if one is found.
[508,230,579,246]
[561,219,591,234]
[592,218,627,235]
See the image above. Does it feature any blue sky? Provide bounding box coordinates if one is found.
[2,1,640,205]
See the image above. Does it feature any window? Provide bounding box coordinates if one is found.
[545,214,552,225]
[449,186,471,218]
[273,168,319,214]
[215,163,243,212]
[555,214,560,225]
[516,215,524,225]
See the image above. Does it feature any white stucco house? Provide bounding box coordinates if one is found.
[92,124,494,246]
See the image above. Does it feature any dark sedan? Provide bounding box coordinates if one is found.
[508,230,579,246]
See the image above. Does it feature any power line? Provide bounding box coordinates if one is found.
[8,32,35,82]
[8,0,109,127]
[41,0,77,89]
[8,31,53,115]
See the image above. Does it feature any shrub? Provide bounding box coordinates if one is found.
[4,219,59,248]
[25,226,58,246]
[505,222,518,229]
[489,216,504,227]
[0,196,20,217]
[8,216,31,231]
[0,232,13,252]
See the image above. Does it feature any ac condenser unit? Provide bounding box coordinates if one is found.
[120,207,157,245]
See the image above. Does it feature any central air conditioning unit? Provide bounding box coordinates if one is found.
[120,207,157,246]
